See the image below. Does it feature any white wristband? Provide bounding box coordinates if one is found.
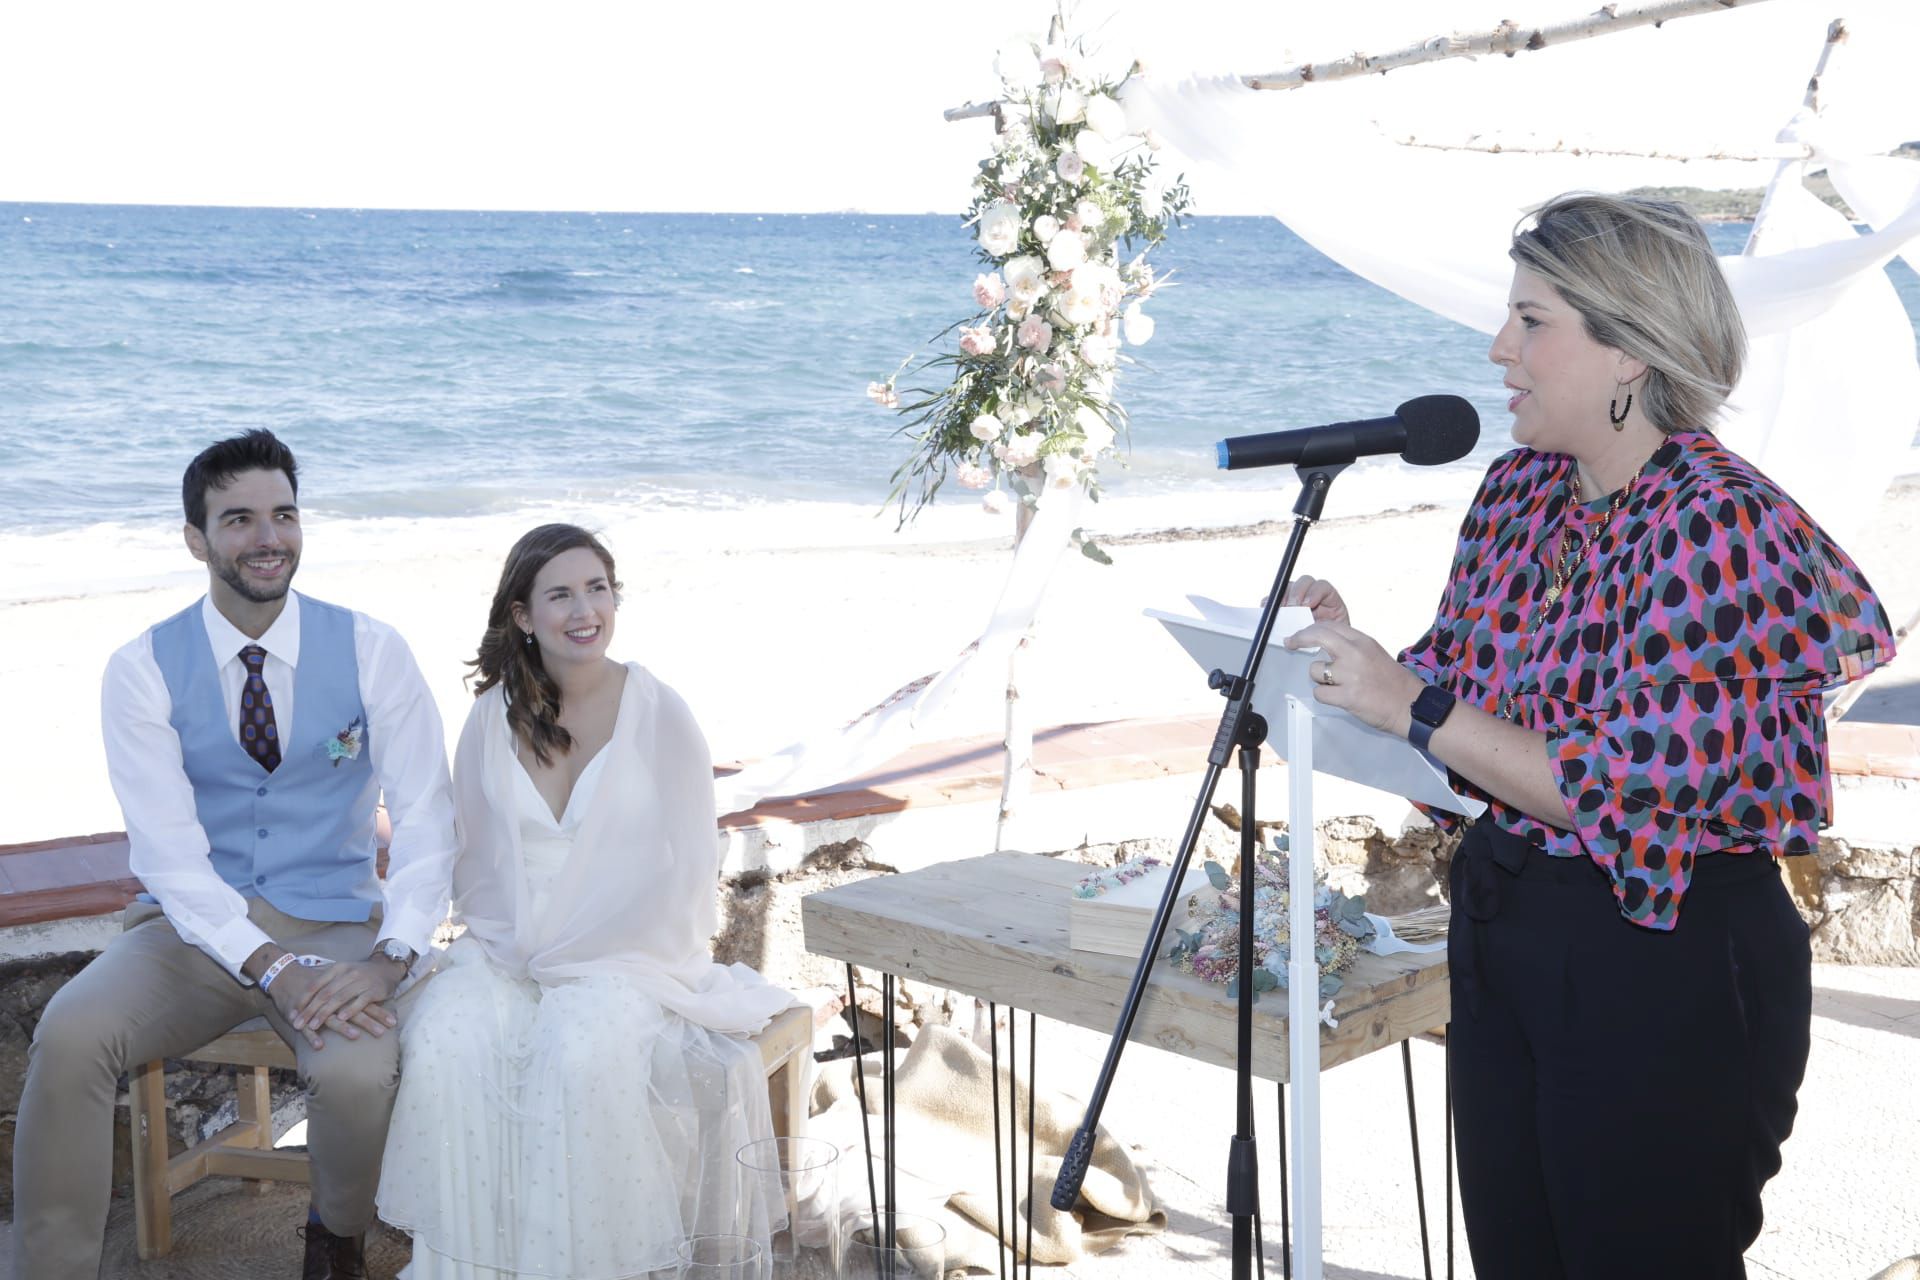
[258,952,297,990]
[259,952,331,991]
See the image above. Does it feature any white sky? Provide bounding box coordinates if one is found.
[0,0,1914,214]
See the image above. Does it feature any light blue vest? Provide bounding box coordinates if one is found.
[149,594,381,922]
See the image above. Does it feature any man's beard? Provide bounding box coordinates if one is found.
[212,549,298,603]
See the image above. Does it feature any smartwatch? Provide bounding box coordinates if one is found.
[1407,684,1456,752]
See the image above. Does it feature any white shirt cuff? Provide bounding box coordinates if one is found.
[210,917,277,984]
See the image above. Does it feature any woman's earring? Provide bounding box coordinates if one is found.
[1608,385,1633,430]
[524,630,534,647]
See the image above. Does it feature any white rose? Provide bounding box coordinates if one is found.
[1083,94,1128,141]
[1072,129,1114,172]
[1038,43,1078,85]
[999,431,1041,469]
[1079,332,1120,368]
[995,44,1039,91]
[1045,231,1087,272]
[970,412,1005,443]
[1140,185,1164,219]
[1076,404,1116,453]
[1142,128,1165,152]
[1073,199,1104,230]
[1044,451,1083,489]
[982,489,1011,515]
[1123,302,1156,345]
[1054,150,1087,185]
[1003,253,1049,304]
[1056,260,1122,326]
[976,202,1022,257]
[1031,213,1060,244]
[1048,86,1086,126]
[1001,400,1034,427]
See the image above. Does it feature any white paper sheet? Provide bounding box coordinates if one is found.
[1146,598,1486,819]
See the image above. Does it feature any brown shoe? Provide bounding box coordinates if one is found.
[298,1221,369,1280]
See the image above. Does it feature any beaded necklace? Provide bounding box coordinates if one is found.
[1499,459,1647,722]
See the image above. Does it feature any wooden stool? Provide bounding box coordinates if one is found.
[129,1020,304,1260]
[129,1000,816,1259]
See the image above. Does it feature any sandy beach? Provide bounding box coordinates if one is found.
[3,475,1916,849]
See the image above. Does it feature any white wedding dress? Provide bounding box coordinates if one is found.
[379,731,781,1279]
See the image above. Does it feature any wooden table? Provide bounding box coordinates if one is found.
[802,850,1456,1278]
[802,850,1450,1082]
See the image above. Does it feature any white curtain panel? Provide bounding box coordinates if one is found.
[1119,72,1920,545]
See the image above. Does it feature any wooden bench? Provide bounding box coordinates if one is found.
[129,1001,816,1259]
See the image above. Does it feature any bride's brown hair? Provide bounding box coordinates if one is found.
[468,523,621,767]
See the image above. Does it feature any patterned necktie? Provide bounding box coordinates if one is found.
[238,645,282,773]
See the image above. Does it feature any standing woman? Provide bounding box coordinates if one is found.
[1282,193,1894,1279]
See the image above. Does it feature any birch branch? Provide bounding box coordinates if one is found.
[945,0,1776,120]
[1245,0,1780,90]
[1392,135,1812,163]
[1747,18,1849,253]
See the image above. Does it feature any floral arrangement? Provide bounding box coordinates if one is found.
[870,19,1193,557]
[1165,840,1375,1001]
[1072,854,1166,899]
[325,715,364,768]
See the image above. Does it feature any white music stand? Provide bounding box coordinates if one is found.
[1150,598,1484,1280]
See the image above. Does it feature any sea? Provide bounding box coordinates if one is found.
[3,204,1917,597]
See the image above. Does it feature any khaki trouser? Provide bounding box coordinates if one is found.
[11,897,403,1280]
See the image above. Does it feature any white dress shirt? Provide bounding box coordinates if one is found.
[100,592,457,981]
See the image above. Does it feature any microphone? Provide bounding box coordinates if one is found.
[1215,394,1480,471]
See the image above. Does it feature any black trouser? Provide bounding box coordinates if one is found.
[1446,819,1812,1280]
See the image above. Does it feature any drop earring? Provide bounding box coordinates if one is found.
[524,630,534,647]
[1608,384,1633,431]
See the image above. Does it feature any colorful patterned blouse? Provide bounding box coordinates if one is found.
[1402,431,1894,930]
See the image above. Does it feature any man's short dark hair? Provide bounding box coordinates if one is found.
[182,430,299,530]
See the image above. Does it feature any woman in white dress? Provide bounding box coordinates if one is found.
[379,523,794,1279]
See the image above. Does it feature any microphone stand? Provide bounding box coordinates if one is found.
[1050,461,1348,1280]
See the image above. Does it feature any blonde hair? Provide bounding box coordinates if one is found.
[1511,192,1745,433]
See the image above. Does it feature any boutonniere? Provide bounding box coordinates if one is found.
[325,716,365,767]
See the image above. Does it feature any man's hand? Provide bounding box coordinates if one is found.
[280,959,399,1046]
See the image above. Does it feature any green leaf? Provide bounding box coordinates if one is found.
[1252,969,1279,992]
[1318,973,1344,1000]
[1079,538,1113,566]
[1203,860,1231,891]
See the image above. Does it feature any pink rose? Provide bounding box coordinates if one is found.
[959,325,996,357]
[866,381,899,409]
[1034,363,1068,394]
[1055,151,1086,184]
[982,490,1012,515]
[1016,316,1054,351]
[973,273,1007,309]
[956,463,994,490]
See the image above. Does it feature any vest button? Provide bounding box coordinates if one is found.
[255,875,266,885]
[256,786,268,797]
[257,828,269,838]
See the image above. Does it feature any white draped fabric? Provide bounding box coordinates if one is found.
[714,483,1084,817]
[1118,74,1920,546]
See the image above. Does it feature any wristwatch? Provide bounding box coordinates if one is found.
[377,938,415,972]
[1407,684,1456,752]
